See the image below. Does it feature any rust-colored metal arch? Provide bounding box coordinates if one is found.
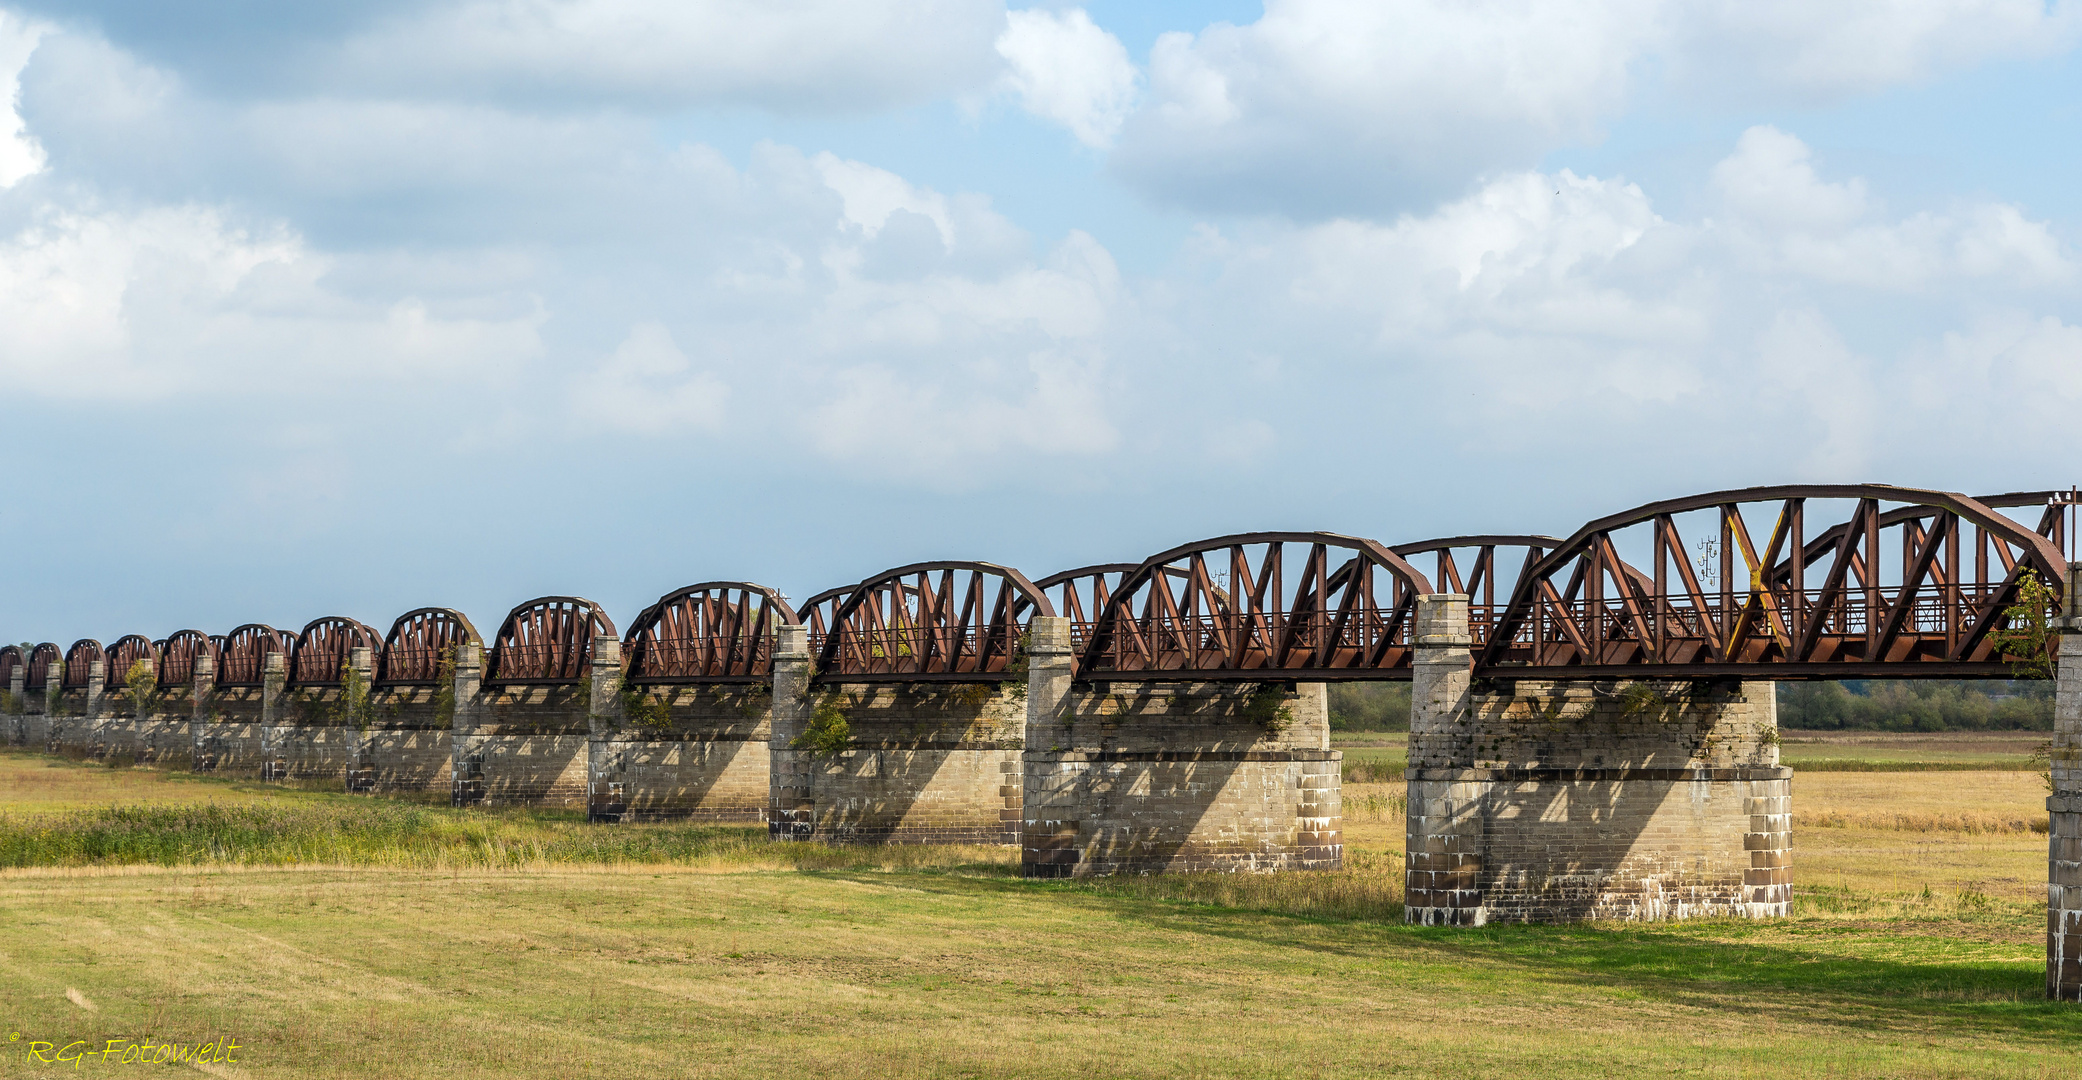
[61,640,105,688]
[485,597,616,685]
[0,645,26,688]
[291,617,382,685]
[625,582,798,683]
[1034,563,1140,653]
[25,643,59,690]
[107,636,156,683]
[217,625,294,687]
[1077,532,1436,681]
[157,631,213,688]
[814,562,1052,682]
[1477,484,2067,678]
[378,608,481,686]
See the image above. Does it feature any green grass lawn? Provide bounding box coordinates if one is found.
[0,748,2074,1078]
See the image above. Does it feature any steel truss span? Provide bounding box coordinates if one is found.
[624,582,797,684]
[809,562,1051,682]
[1076,533,1434,682]
[8,482,2068,689]
[486,597,616,686]
[1475,485,2068,679]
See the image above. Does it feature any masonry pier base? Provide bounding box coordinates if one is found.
[1405,594,1789,925]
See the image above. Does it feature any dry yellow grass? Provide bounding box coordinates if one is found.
[0,748,2074,1077]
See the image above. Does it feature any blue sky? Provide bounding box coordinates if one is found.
[1,0,2078,645]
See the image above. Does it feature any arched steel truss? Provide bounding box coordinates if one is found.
[1076,533,1435,681]
[378,608,480,686]
[624,582,798,684]
[812,562,1052,682]
[26,643,58,690]
[1034,564,1139,654]
[1476,485,2067,678]
[291,617,382,686]
[157,631,213,688]
[485,597,616,685]
[61,640,105,688]
[218,625,294,687]
[107,636,155,683]
[15,483,2070,691]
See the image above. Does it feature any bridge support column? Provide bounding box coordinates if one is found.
[42,660,64,750]
[585,637,627,822]
[344,646,376,793]
[768,625,813,841]
[2047,563,2082,1000]
[449,643,486,807]
[6,667,22,745]
[84,659,107,759]
[259,652,288,781]
[189,652,216,770]
[1407,595,1789,924]
[1022,616,1341,878]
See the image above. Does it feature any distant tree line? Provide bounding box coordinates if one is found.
[1328,683,1413,731]
[1777,680,2053,732]
[1330,678,2053,732]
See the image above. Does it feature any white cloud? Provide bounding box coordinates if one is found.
[0,203,542,400]
[1710,126,2072,290]
[573,323,729,435]
[0,9,46,187]
[335,0,1007,110]
[995,7,1138,148]
[1107,0,2081,215]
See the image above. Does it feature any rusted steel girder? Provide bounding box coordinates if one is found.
[0,645,25,688]
[106,636,155,683]
[24,643,57,690]
[217,625,294,687]
[624,582,797,683]
[156,631,213,688]
[810,562,1051,682]
[377,608,480,686]
[60,640,105,688]
[1076,532,1435,682]
[1475,484,2066,679]
[1034,563,1140,656]
[485,597,616,686]
[290,617,382,686]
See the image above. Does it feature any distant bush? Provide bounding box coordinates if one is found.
[1328,683,1411,731]
[1777,680,2053,732]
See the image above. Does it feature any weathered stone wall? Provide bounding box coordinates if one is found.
[1024,680,1339,877]
[1406,594,1788,926]
[1016,615,1341,878]
[2046,568,2082,1000]
[590,684,771,823]
[773,681,1023,844]
[453,676,592,809]
[351,686,452,794]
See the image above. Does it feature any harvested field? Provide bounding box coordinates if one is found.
[0,744,2074,1078]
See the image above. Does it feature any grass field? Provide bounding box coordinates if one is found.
[0,746,2076,1078]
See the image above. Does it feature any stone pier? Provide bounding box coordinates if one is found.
[193,656,271,775]
[450,641,592,809]
[2047,563,2082,1000]
[1406,594,1789,925]
[766,624,1024,844]
[1021,616,1342,877]
[588,674,772,824]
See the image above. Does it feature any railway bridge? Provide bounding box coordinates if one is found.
[5,483,2081,997]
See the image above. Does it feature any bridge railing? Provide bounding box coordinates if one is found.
[1472,584,2026,670]
[1077,611,1414,677]
[811,627,1022,679]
